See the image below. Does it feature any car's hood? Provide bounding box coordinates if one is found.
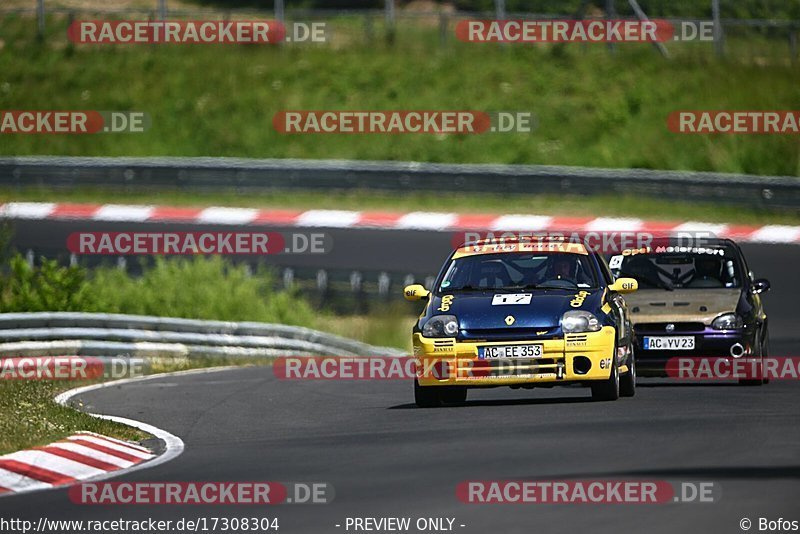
[431,289,604,330]
[625,288,740,325]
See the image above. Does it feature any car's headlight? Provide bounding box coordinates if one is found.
[423,315,459,338]
[712,313,743,330]
[561,310,601,333]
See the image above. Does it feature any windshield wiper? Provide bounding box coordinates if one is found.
[501,283,577,291]
[445,284,482,292]
[501,284,542,291]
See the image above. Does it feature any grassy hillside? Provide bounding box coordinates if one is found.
[0,14,798,175]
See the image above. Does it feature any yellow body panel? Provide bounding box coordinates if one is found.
[414,326,619,387]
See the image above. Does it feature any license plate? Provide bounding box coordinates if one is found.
[643,336,695,350]
[479,344,543,359]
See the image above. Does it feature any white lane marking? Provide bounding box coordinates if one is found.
[197,207,259,225]
[0,202,56,219]
[3,450,106,479]
[92,205,155,221]
[295,210,361,228]
[0,468,53,492]
[65,435,153,460]
[47,442,135,468]
[749,225,800,243]
[671,221,728,236]
[584,217,643,232]
[395,212,457,230]
[490,215,553,231]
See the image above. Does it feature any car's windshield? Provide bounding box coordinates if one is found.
[438,252,599,292]
[608,245,742,290]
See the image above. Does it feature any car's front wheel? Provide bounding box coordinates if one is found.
[414,381,468,407]
[414,379,441,407]
[441,386,467,405]
[620,350,636,397]
[591,354,620,401]
[739,333,768,386]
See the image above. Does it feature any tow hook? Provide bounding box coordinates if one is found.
[556,363,565,379]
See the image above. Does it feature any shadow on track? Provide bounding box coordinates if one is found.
[388,395,594,409]
[637,381,744,388]
[517,465,800,481]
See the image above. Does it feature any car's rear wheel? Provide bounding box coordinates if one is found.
[414,379,442,408]
[591,354,620,401]
[619,350,636,398]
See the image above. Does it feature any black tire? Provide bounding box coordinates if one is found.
[619,350,636,398]
[739,334,767,386]
[441,386,468,405]
[414,379,442,408]
[591,353,620,401]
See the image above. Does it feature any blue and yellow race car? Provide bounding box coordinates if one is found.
[404,238,639,407]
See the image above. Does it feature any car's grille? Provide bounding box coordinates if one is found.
[635,322,705,333]
[460,327,558,341]
[565,334,588,343]
[459,358,563,378]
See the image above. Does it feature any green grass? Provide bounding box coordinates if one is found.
[0,14,798,176]
[317,303,417,350]
[0,379,147,455]
[3,186,800,225]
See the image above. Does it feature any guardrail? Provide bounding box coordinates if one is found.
[2,156,798,209]
[0,312,406,359]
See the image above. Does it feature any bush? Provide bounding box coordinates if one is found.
[0,254,317,327]
[82,256,316,326]
[0,255,91,312]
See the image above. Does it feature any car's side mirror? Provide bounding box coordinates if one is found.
[403,284,430,301]
[610,277,638,294]
[752,279,770,294]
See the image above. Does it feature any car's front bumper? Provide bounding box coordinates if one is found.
[414,326,619,387]
[633,328,755,376]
